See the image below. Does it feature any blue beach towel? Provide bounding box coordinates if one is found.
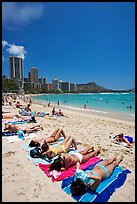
[9,121,26,125]
[124,136,133,143]
[61,165,131,202]
[2,131,18,136]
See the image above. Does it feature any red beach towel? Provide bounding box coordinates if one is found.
[38,156,100,182]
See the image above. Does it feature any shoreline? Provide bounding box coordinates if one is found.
[2,96,135,202]
[31,98,135,124]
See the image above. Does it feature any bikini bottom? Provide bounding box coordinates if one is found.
[95,163,109,179]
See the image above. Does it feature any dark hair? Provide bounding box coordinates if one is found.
[70,178,87,196]
[30,147,42,158]
[29,140,40,147]
[49,156,63,172]
[28,116,37,123]
[41,142,49,152]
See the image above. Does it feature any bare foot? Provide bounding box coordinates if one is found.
[118,155,124,162]
[95,148,101,156]
[40,125,44,130]
[88,146,94,152]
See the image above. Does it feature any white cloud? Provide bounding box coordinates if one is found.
[7,45,26,60]
[2,40,27,60]
[2,2,45,29]
[2,40,9,47]
[2,56,5,61]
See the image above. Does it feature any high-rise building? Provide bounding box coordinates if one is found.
[52,78,60,91]
[30,67,39,84]
[61,82,70,92]
[39,77,47,84]
[9,56,24,80]
[70,83,77,91]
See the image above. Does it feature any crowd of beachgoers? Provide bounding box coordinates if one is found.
[2,93,135,202]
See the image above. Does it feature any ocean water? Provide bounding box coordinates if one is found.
[32,93,135,121]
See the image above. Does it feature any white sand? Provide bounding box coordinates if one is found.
[2,99,135,202]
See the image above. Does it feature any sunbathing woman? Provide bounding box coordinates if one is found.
[113,133,132,147]
[2,113,36,122]
[4,123,43,134]
[49,146,101,171]
[41,136,77,159]
[70,155,123,195]
[29,128,66,147]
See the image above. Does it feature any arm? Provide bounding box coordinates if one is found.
[88,174,102,191]
[123,138,132,147]
[76,161,81,170]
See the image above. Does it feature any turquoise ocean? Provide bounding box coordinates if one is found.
[32,93,135,121]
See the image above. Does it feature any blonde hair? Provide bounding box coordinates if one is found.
[118,133,124,137]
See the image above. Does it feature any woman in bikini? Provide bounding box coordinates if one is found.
[48,146,101,171]
[2,113,31,120]
[113,133,132,147]
[29,128,66,147]
[41,136,77,159]
[4,123,43,134]
[70,155,123,195]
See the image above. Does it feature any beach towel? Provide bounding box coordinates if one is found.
[61,164,131,202]
[25,147,75,166]
[2,131,18,136]
[6,133,37,143]
[2,119,24,124]
[22,137,65,165]
[38,156,101,182]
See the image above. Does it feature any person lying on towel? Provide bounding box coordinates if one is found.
[48,146,101,171]
[70,155,123,196]
[41,136,77,159]
[113,133,133,147]
[4,123,43,134]
[29,128,66,147]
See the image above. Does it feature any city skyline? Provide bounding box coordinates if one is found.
[2,2,135,90]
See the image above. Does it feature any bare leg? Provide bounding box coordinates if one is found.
[50,128,60,137]
[96,157,116,167]
[53,129,66,141]
[63,136,77,151]
[25,124,43,133]
[60,129,66,139]
[61,136,72,145]
[81,148,101,163]
[106,155,123,177]
[79,146,94,155]
[31,124,43,130]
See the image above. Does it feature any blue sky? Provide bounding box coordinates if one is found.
[2,2,135,90]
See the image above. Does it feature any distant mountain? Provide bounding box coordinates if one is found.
[76,82,109,93]
[76,82,135,93]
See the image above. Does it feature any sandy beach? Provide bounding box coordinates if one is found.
[2,99,135,202]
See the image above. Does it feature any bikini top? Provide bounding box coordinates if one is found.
[74,169,95,186]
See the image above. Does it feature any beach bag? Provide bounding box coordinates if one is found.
[30,147,42,158]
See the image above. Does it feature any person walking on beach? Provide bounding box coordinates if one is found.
[70,155,123,195]
[48,146,101,171]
